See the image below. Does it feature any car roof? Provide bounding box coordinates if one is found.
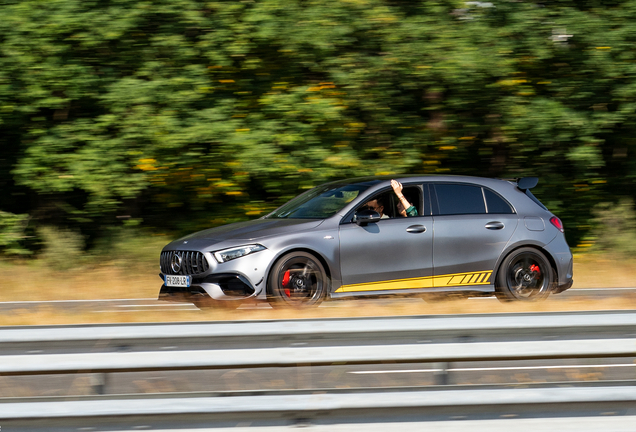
[326,174,548,219]
[322,175,518,189]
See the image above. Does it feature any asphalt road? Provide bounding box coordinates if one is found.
[1,287,634,314]
[4,357,635,399]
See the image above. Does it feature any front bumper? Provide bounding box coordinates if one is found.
[159,247,275,302]
[158,272,261,302]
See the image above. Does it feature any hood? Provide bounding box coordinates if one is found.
[172,218,324,245]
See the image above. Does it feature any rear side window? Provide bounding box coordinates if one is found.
[484,189,514,214]
[434,184,486,215]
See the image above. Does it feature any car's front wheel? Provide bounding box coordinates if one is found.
[496,247,554,302]
[268,251,328,308]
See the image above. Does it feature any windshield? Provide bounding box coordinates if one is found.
[265,183,372,219]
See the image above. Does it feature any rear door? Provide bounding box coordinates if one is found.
[430,183,518,288]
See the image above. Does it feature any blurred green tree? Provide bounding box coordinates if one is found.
[0,0,635,249]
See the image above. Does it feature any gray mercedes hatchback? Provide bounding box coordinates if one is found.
[159,176,573,308]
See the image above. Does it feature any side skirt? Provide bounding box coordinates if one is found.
[330,285,495,299]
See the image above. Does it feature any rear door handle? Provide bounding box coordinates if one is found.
[485,221,505,230]
[406,225,427,233]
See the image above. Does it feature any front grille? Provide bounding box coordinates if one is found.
[161,251,210,275]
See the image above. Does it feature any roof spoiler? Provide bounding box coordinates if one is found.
[517,177,538,191]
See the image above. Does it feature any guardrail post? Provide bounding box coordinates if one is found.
[434,362,450,385]
[297,363,311,390]
[91,372,108,395]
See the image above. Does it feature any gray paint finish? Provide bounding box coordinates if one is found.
[524,216,545,231]
[432,213,518,278]
[159,175,573,304]
[339,216,433,286]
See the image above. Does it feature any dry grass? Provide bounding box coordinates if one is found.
[0,264,159,302]
[1,294,636,327]
[571,253,636,288]
[2,251,634,302]
[0,251,634,326]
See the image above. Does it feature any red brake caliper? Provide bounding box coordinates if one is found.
[529,264,540,278]
[282,270,291,297]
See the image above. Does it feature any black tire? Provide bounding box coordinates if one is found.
[495,247,554,302]
[267,251,329,308]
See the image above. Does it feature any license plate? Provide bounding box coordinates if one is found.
[165,275,191,288]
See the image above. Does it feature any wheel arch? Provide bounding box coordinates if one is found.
[265,247,333,295]
[494,244,559,291]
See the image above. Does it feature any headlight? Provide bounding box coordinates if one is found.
[213,244,266,263]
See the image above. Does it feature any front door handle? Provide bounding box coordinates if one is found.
[406,225,427,233]
[485,221,505,230]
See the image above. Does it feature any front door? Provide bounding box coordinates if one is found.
[337,215,433,294]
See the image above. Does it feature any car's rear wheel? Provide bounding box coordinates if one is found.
[496,247,554,302]
[268,251,328,308]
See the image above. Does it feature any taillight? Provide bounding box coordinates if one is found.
[550,216,564,233]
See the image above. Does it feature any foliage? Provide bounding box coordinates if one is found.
[90,224,169,268]
[1,0,636,249]
[38,226,85,271]
[0,211,30,255]
[587,199,636,257]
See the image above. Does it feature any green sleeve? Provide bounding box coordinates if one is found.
[406,205,418,217]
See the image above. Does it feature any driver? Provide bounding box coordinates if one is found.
[364,196,390,219]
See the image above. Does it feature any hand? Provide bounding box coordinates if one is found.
[391,179,403,197]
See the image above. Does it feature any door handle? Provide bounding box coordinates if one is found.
[485,221,505,230]
[406,225,427,233]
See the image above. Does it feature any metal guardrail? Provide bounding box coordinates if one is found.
[1,338,635,375]
[2,386,636,420]
[1,311,635,428]
[1,310,636,349]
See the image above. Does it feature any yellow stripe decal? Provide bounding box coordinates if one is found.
[336,270,493,293]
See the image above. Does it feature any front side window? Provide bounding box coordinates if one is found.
[352,185,423,220]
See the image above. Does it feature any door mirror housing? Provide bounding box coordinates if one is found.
[355,209,382,226]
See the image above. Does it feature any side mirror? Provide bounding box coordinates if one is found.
[355,209,382,226]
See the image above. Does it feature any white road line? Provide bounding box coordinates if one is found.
[116,304,194,307]
[93,308,198,313]
[570,288,636,291]
[349,363,636,374]
[0,298,156,304]
[350,369,443,374]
